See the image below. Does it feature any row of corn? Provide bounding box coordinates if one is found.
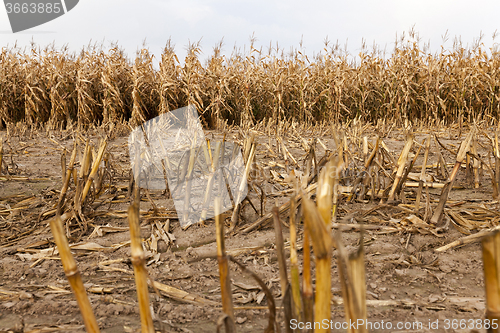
[2,35,500,129]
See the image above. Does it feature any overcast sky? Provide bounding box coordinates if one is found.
[1,0,499,64]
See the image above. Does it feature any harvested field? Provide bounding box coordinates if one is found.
[0,119,498,332]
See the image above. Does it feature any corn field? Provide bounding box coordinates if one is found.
[3,35,500,332]
[2,37,500,130]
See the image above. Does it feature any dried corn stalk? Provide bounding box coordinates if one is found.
[49,216,100,333]
[302,192,332,333]
[128,202,154,333]
[335,231,367,333]
[482,230,500,333]
[430,128,474,225]
[215,197,236,333]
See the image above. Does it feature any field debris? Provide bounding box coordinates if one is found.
[1,111,499,331]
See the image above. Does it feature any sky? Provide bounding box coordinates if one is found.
[1,0,500,65]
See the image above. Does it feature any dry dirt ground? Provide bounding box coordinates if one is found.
[0,124,494,333]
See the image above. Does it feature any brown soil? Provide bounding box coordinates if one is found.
[0,125,492,333]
